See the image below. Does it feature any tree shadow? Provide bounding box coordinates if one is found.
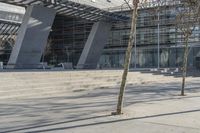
[0,80,200,132]
[6,108,200,133]
[3,114,111,133]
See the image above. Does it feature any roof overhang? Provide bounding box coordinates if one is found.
[0,0,130,22]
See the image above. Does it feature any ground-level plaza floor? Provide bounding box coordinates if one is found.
[0,70,199,132]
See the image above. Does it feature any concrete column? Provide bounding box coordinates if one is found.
[7,5,56,69]
[77,21,111,69]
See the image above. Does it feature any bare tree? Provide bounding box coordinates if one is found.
[176,0,200,96]
[0,38,15,52]
[113,0,147,115]
[42,38,52,65]
[0,38,3,48]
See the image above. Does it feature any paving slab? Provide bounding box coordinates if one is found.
[0,70,199,133]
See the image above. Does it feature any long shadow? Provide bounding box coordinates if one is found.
[1,83,199,117]
[2,91,200,133]
[1,81,200,132]
[2,115,111,133]
[12,109,200,133]
[0,94,197,118]
[124,95,200,107]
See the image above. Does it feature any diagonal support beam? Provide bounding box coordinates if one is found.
[7,5,56,69]
[77,21,111,69]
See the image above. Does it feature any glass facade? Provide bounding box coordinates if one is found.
[1,2,200,69]
[98,6,200,69]
[0,10,23,65]
[44,15,93,67]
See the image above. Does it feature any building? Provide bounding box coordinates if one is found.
[0,0,200,69]
[0,3,24,64]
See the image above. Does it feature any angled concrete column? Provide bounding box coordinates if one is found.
[77,21,111,69]
[7,5,56,69]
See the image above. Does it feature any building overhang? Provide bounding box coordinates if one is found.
[0,0,130,22]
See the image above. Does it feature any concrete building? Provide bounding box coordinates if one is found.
[0,3,24,64]
[0,0,200,69]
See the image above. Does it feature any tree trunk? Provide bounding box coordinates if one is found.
[115,1,139,115]
[181,36,189,96]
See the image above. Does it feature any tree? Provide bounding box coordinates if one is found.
[42,38,52,64]
[113,0,147,115]
[0,38,15,63]
[0,38,15,54]
[0,38,3,48]
[176,0,200,96]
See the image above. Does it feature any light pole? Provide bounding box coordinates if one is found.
[134,26,137,69]
[157,6,160,69]
[65,46,70,62]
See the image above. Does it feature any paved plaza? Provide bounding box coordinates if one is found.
[0,70,200,133]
